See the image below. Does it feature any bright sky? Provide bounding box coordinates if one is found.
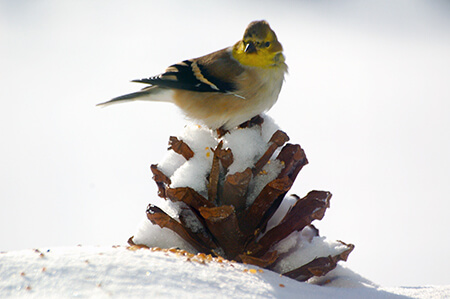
[1,0,449,287]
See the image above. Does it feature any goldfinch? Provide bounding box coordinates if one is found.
[98,20,287,130]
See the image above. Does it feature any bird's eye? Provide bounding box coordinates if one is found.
[264,41,271,48]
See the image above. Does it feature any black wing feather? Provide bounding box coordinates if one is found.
[132,60,237,93]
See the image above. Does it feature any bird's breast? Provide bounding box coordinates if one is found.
[172,63,286,130]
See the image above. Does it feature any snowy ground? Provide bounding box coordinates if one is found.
[1,246,448,298]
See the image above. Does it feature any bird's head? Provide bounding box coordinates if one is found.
[233,20,285,68]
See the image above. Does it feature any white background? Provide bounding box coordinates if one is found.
[1,0,449,287]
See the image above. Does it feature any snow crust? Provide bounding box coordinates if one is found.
[0,246,447,298]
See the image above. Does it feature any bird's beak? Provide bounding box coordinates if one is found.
[244,41,257,53]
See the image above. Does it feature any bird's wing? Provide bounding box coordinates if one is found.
[133,48,244,94]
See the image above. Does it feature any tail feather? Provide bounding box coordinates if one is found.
[96,90,151,107]
[97,86,172,107]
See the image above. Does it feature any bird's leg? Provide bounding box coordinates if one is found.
[238,115,265,129]
[217,115,265,137]
[216,127,229,137]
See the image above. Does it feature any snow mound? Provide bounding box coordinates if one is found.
[2,246,445,298]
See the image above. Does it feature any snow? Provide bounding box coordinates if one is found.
[166,125,217,194]
[221,126,268,175]
[264,194,297,231]
[132,216,197,254]
[246,159,284,205]
[0,246,448,298]
[272,235,351,274]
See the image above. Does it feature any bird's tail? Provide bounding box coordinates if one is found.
[96,86,172,107]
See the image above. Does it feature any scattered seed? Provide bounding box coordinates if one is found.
[249,269,257,274]
[20,272,26,276]
[279,284,285,288]
[126,245,237,268]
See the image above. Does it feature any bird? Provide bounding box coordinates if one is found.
[97,20,287,131]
